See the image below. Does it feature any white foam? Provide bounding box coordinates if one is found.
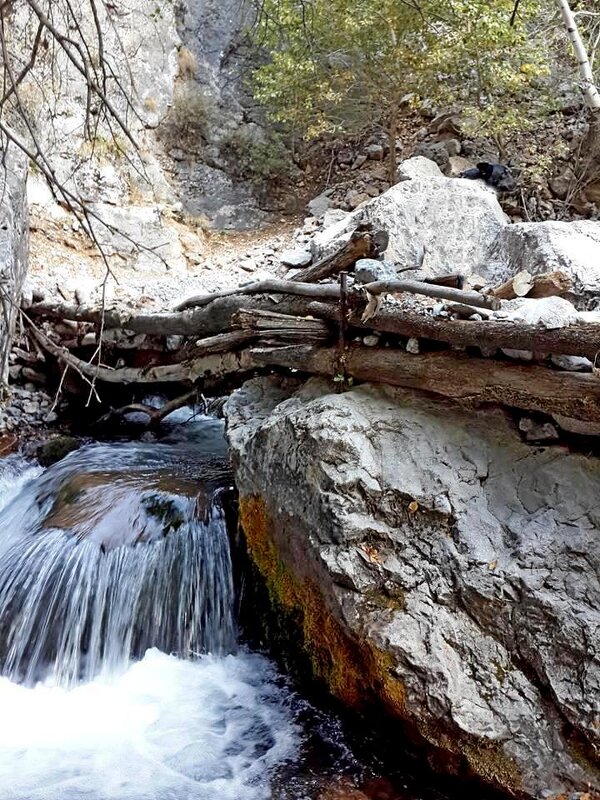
[0,648,299,800]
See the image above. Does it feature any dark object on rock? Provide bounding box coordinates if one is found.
[461,162,516,193]
[37,436,81,467]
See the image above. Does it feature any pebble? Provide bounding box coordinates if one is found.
[406,337,420,354]
[363,335,379,347]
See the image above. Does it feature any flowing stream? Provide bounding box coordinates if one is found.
[0,411,301,800]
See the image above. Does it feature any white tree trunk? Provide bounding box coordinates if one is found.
[557,0,600,113]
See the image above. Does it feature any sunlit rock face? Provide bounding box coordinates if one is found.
[17,0,275,269]
[0,147,28,385]
[225,376,600,798]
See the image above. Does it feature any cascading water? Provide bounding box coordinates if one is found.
[0,411,300,800]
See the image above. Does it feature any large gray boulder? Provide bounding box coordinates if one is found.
[0,148,29,386]
[226,376,600,798]
[480,221,600,309]
[311,177,508,277]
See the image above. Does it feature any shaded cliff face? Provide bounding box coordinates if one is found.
[225,376,600,798]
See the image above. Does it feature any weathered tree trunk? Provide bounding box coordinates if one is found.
[556,0,600,114]
[254,345,600,425]
[556,0,600,173]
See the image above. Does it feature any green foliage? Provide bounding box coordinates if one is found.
[222,128,298,190]
[251,0,552,143]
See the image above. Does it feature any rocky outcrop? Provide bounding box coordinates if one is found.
[0,147,29,386]
[226,376,600,798]
[311,176,508,277]
[480,222,600,310]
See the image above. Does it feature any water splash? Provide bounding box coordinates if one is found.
[0,648,298,800]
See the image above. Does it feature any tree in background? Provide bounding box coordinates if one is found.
[251,0,550,185]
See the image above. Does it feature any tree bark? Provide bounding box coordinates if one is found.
[253,345,600,424]
[556,0,600,113]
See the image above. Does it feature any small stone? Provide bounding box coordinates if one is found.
[550,354,593,372]
[364,184,380,197]
[344,190,371,209]
[406,337,420,354]
[363,335,379,347]
[354,258,397,284]
[37,436,80,467]
[469,313,483,321]
[367,144,384,161]
[519,417,560,443]
[307,193,332,218]
[166,335,184,352]
[351,154,367,170]
[280,248,312,268]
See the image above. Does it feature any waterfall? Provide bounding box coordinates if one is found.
[0,430,237,686]
[0,421,301,800]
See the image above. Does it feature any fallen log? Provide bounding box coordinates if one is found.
[252,345,600,425]
[28,325,256,386]
[291,225,386,283]
[348,307,600,361]
[491,270,573,301]
[26,295,600,360]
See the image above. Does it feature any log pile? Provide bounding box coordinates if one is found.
[15,224,600,436]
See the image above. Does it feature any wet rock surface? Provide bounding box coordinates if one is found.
[226,376,600,797]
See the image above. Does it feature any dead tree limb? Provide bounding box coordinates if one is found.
[362,280,500,311]
[174,280,342,313]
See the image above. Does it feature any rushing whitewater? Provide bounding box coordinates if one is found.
[0,412,300,800]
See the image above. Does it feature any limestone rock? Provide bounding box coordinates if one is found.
[226,376,600,798]
[88,203,186,271]
[312,178,507,277]
[354,258,397,284]
[307,192,332,218]
[480,221,600,309]
[396,156,443,182]
[280,248,312,268]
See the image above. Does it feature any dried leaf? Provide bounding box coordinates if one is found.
[361,291,381,323]
[408,500,419,513]
[488,559,498,571]
[361,545,382,564]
